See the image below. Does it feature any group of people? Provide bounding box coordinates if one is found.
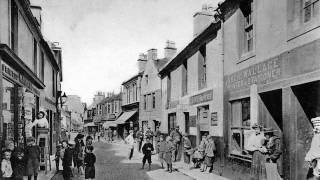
[245,123,282,180]
[1,137,41,180]
[55,134,96,180]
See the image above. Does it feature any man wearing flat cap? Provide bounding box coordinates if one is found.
[170,126,182,162]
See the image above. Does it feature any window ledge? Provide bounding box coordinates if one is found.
[237,51,255,64]
[288,16,320,42]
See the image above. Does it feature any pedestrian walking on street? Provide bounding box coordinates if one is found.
[62,140,73,180]
[86,136,93,147]
[141,137,154,170]
[125,130,135,160]
[25,137,40,180]
[157,135,166,168]
[107,128,113,143]
[84,146,96,180]
[11,147,25,180]
[136,129,144,152]
[201,136,216,173]
[1,149,13,179]
[164,136,176,173]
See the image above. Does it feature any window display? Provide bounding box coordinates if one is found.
[2,79,16,148]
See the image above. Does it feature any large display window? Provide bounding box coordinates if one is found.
[2,78,17,148]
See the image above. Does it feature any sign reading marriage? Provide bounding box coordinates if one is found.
[225,57,282,90]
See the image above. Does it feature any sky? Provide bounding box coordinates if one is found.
[32,0,219,105]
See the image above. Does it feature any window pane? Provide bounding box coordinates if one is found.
[230,131,243,155]
[2,79,15,147]
[313,0,320,17]
[305,6,312,22]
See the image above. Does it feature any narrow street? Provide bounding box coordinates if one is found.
[51,141,194,180]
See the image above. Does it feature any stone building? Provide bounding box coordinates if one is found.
[119,72,143,134]
[159,4,223,150]
[139,41,176,133]
[218,0,320,179]
[0,0,62,155]
[63,95,85,131]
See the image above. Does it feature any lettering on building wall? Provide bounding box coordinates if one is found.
[2,63,40,95]
[190,90,213,105]
[166,100,179,109]
[225,57,282,90]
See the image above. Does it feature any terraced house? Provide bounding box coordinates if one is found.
[139,41,176,133]
[0,0,63,155]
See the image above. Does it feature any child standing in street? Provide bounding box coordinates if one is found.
[201,136,216,173]
[84,146,96,180]
[62,140,73,180]
[164,136,175,173]
[157,135,166,169]
[1,150,13,179]
[12,147,25,180]
[141,137,154,170]
[25,137,40,180]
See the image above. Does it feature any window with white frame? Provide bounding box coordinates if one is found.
[241,0,254,54]
[230,98,251,158]
[304,0,320,22]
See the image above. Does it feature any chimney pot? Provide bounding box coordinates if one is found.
[147,49,157,60]
[164,40,177,59]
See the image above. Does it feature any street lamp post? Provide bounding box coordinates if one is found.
[57,91,67,142]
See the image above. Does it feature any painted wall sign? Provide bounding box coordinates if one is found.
[225,57,281,90]
[211,112,218,126]
[190,90,213,105]
[189,115,196,127]
[166,100,179,109]
[2,63,40,95]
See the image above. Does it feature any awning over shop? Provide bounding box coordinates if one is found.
[115,110,137,125]
[103,121,118,128]
[83,122,98,128]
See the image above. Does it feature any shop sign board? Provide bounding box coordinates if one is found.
[190,90,213,105]
[211,112,218,126]
[2,62,40,95]
[225,57,282,90]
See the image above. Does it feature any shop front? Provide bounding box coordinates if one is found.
[223,40,320,180]
[0,49,44,152]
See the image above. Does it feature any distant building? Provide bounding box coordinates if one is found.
[63,95,85,131]
[139,41,176,133]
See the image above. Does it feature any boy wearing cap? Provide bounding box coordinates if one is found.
[25,137,40,180]
[141,137,154,170]
[62,140,73,180]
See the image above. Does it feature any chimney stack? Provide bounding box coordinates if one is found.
[193,4,215,37]
[164,40,177,59]
[137,53,147,73]
[30,5,42,30]
[147,49,158,60]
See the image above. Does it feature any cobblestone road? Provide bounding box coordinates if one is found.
[51,141,194,180]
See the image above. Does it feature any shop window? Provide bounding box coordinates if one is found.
[2,79,16,147]
[230,98,251,157]
[304,0,320,22]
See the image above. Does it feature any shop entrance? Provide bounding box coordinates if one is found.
[259,89,283,175]
[288,80,320,179]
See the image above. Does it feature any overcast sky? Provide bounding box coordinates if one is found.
[32,0,219,105]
